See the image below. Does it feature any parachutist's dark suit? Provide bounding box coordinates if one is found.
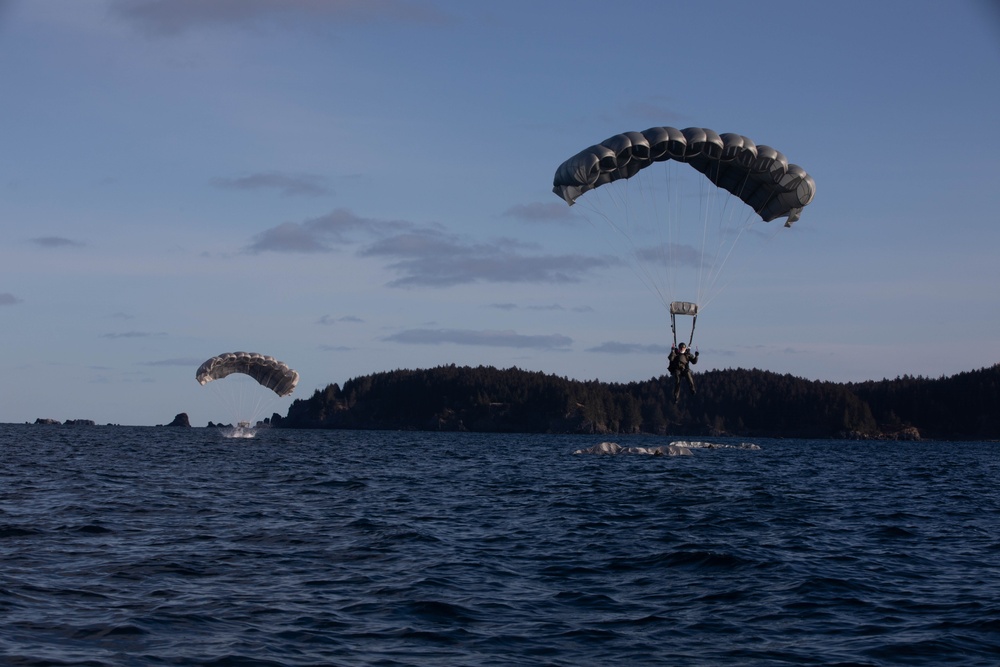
[668,347,698,401]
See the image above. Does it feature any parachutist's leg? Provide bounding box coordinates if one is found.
[672,373,681,402]
[687,372,696,396]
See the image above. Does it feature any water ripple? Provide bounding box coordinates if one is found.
[2,426,999,665]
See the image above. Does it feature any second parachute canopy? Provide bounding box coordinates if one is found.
[196,351,299,397]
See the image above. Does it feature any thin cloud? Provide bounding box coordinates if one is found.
[101,331,167,339]
[0,292,22,306]
[141,357,205,366]
[503,202,577,224]
[111,0,449,36]
[384,328,572,350]
[30,236,84,248]
[211,172,330,197]
[246,221,331,253]
[634,242,701,268]
[317,314,364,325]
[587,341,672,355]
[248,210,616,287]
[361,229,616,287]
[487,303,589,313]
[615,99,687,127]
[320,344,355,351]
[245,208,411,254]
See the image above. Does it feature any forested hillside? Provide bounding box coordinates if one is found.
[848,366,1000,439]
[275,364,1000,440]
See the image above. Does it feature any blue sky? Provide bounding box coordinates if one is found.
[2,0,999,426]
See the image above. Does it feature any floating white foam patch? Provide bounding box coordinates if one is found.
[573,442,692,456]
[573,440,761,455]
[673,441,760,450]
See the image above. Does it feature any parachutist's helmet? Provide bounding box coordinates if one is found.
[678,343,687,350]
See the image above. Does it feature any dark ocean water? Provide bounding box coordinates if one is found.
[2,424,999,666]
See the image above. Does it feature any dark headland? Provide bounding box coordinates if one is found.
[272,363,1000,441]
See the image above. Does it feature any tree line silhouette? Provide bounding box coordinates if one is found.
[275,363,1000,440]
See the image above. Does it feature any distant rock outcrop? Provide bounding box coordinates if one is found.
[841,425,922,441]
[164,413,191,427]
[64,419,96,426]
[34,418,61,425]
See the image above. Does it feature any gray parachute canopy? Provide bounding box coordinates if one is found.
[553,127,815,225]
[196,352,299,397]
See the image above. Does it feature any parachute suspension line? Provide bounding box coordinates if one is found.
[696,164,732,310]
[698,168,778,308]
[208,375,268,426]
[660,161,679,312]
[701,217,784,310]
[696,163,731,309]
[656,161,678,313]
[626,171,673,312]
[577,179,672,312]
[700,205,759,309]
[700,169,788,311]
[582,160,781,318]
[696,166,711,310]
[695,167,761,310]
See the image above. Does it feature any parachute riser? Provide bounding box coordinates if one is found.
[670,313,698,348]
[669,301,699,348]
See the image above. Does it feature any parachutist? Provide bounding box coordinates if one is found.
[668,342,699,402]
[196,352,299,430]
[552,128,813,354]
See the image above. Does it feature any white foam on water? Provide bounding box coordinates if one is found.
[573,440,760,455]
[573,441,692,456]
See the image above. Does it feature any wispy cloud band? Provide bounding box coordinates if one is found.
[111,0,448,36]
[30,236,84,248]
[384,328,572,350]
[586,341,672,355]
[246,209,615,287]
[211,172,330,197]
[101,331,167,339]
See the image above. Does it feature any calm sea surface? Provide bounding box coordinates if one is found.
[1,424,998,666]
